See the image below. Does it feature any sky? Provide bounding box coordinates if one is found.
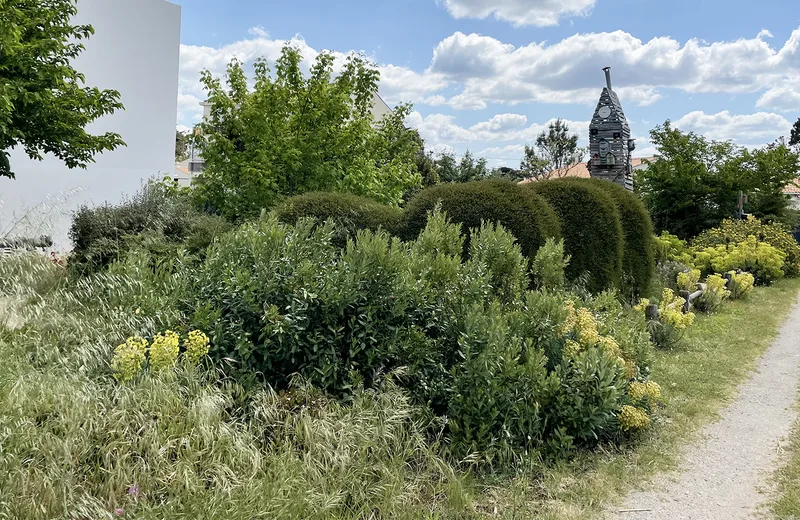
[172,0,800,167]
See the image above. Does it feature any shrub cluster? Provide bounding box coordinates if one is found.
[183,212,657,460]
[526,179,624,294]
[69,181,231,274]
[693,217,800,276]
[400,179,561,260]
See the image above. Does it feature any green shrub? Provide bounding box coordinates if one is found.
[692,217,800,276]
[69,181,222,274]
[583,179,655,299]
[654,231,693,265]
[400,179,561,260]
[530,238,569,291]
[275,191,403,247]
[185,211,657,461]
[526,179,623,293]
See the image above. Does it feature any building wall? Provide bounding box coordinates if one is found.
[0,0,181,249]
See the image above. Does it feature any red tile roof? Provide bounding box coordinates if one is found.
[519,157,654,184]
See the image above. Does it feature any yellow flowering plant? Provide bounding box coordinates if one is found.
[148,331,180,373]
[182,330,210,365]
[111,336,148,382]
[618,405,651,431]
[676,268,701,292]
[727,271,754,299]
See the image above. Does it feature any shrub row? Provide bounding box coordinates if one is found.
[276,178,655,296]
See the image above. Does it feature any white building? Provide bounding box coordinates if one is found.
[0,0,181,249]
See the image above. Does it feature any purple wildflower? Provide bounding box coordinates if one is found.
[115,508,125,516]
[127,484,139,498]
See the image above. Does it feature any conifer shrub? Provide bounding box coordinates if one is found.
[275,191,404,247]
[583,178,655,298]
[526,179,624,293]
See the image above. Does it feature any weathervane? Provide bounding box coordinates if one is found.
[588,67,635,190]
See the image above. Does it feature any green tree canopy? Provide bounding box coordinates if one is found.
[0,0,125,178]
[636,121,799,238]
[434,149,488,183]
[790,117,800,148]
[192,46,422,220]
[519,119,586,181]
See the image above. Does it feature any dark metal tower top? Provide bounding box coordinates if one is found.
[588,67,635,190]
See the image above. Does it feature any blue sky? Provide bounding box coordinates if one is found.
[172,0,800,166]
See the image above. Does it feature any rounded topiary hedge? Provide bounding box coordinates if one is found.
[275,192,403,246]
[526,178,623,293]
[581,178,655,298]
[400,179,561,260]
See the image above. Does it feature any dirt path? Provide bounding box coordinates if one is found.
[613,291,800,520]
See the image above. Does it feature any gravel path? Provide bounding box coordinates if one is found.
[613,291,800,520]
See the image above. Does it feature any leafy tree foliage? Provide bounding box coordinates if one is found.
[435,149,489,183]
[0,0,125,178]
[637,121,799,238]
[519,119,586,181]
[175,130,190,161]
[192,46,421,221]
[790,117,800,148]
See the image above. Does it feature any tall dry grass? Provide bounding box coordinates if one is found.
[0,255,473,519]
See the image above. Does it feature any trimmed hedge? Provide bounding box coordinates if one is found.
[526,178,623,293]
[582,178,655,298]
[399,179,561,259]
[275,192,404,247]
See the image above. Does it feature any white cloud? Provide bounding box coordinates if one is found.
[441,0,596,27]
[427,28,800,110]
[673,110,793,144]
[755,82,800,112]
[469,113,528,133]
[177,30,446,125]
[407,111,589,148]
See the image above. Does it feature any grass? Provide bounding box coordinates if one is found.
[771,395,800,519]
[483,277,800,519]
[0,255,474,519]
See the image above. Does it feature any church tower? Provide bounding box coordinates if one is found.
[588,67,635,190]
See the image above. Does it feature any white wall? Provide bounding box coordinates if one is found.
[0,0,181,249]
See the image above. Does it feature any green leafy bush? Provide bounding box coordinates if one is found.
[583,179,655,299]
[654,231,693,265]
[184,211,657,461]
[694,273,730,313]
[635,288,695,349]
[526,179,624,293]
[69,181,227,274]
[400,179,561,260]
[692,217,800,276]
[275,191,403,247]
[530,238,569,291]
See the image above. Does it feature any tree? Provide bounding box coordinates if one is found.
[790,117,800,148]
[192,46,422,220]
[435,149,488,183]
[519,119,586,181]
[0,0,125,178]
[637,121,799,238]
[175,130,190,161]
